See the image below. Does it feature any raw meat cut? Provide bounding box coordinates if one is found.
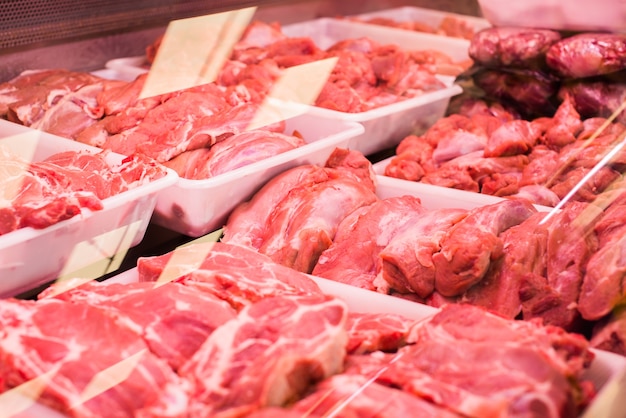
[376,208,467,298]
[0,298,189,418]
[223,148,378,274]
[180,294,348,418]
[290,374,463,417]
[345,311,419,354]
[350,304,594,418]
[433,199,537,297]
[257,174,378,272]
[546,33,626,78]
[469,27,562,70]
[39,280,237,371]
[312,195,427,290]
[0,148,166,235]
[137,242,323,311]
[348,14,479,40]
[459,211,547,319]
[578,194,626,321]
[162,129,306,179]
[590,308,626,356]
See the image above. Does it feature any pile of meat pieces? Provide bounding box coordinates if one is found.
[463,27,626,122]
[0,241,595,417]
[0,68,307,180]
[147,19,460,111]
[0,148,166,235]
[384,94,626,208]
[222,148,626,355]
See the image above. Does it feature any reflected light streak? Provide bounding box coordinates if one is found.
[139,7,256,99]
[69,349,148,411]
[246,57,338,131]
[153,241,218,288]
[0,131,41,208]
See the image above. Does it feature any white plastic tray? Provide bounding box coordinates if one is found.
[347,6,491,39]
[0,120,178,297]
[281,18,464,156]
[151,113,364,237]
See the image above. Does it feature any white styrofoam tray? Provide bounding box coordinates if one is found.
[0,120,178,297]
[150,113,364,237]
[16,258,626,417]
[478,0,626,33]
[347,6,491,39]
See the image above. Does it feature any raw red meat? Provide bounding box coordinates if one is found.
[312,195,427,291]
[578,194,626,321]
[0,298,189,417]
[137,242,323,311]
[433,199,537,297]
[377,208,468,298]
[345,311,419,354]
[180,294,348,418]
[163,129,306,179]
[39,280,237,371]
[258,175,378,272]
[223,148,378,273]
[353,304,594,418]
[290,374,463,417]
[0,149,165,235]
[546,33,626,78]
[469,27,562,70]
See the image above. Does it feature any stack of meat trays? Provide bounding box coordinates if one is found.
[345,6,491,43]
[0,120,177,297]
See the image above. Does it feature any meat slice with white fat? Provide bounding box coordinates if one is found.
[39,280,237,371]
[137,242,323,311]
[180,294,348,418]
[344,311,420,354]
[433,199,537,297]
[0,298,190,418]
[289,374,463,418]
[312,195,427,290]
[376,208,468,298]
[347,304,594,418]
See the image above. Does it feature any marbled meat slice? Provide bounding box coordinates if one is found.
[377,208,468,298]
[180,294,348,418]
[39,280,237,371]
[136,242,323,311]
[312,195,427,291]
[345,311,419,354]
[290,374,463,418]
[433,199,537,297]
[361,304,594,418]
[0,298,189,418]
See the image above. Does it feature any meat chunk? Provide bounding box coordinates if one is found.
[312,195,427,290]
[469,27,562,70]
[345,311,418,354]
[433,199,537,297]
[546,33,626,78]
[39,280,237,371]
[377,208,468,298]
[137,242,323,311]
[0,298,189,417]
[180,294,348,418]
[372,304,594,418]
